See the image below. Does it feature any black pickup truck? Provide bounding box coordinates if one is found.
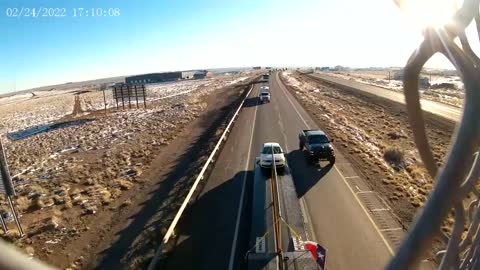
[299,129,335,165]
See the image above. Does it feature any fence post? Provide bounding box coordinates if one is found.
[103,88,107,114]
[135,85,139,109]
[114,87,119,110]
[121,85,125,110]
[143,85,147,109]
[128,85,132,109]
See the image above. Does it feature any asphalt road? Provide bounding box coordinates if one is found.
[310,73,462,122]
[164,72,411,269]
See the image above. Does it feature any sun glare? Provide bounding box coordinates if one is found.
[395,0,460,29]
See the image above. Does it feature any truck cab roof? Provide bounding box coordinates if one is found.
[304,129,326,136]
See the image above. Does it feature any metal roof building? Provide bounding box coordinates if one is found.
[125,72,182,84]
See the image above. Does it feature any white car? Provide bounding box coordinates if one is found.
[258,142,286,173]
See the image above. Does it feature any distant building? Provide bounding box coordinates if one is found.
[181,71,194,79]
[330,65,350,71]
[253,66,261,70]
[304,68,314,74]
[126,72,182,84]
[193,71,207,79]
[393,70,430,88]
[181,70,207,80]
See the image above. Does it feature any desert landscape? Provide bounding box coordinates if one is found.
[320,68,464,108]
[0,72,257,268]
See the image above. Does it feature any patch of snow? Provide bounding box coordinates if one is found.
[227,77,248,85]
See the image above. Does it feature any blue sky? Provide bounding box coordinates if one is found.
[0,0,470,92]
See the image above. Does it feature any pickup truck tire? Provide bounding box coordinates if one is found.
[328,156,336,164]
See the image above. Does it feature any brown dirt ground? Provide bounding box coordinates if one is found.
[280,72,455,230]
[0,78,258,270]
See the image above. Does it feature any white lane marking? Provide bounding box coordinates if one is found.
[277,72,395,256]
[379,228,403,232]
[228,86,259,270]
[345,176,360,179]
[273,78,315,242]
[377,195,394,210]
[276,74,311,128]
[334,166,395,255]
[356,191,375,194]
[371,208,390,212]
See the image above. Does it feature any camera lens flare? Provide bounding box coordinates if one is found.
[394,0,460,29]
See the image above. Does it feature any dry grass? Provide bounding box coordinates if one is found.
[16,196,31,212]
[128,253,153,270]
[44,197,54,207]
[25,184,48,196]
[72,195,84,206]
[383,147,405,170]
[100,190,112,205]
[121,199,132,208]
[3,229,21,243]
[116,179,133,191]
[44,216,60,231]
[70,188,81,196]
[110,188,122,199]
[32,197,45,210]
[25,246,35,256]
[64,200,73,210]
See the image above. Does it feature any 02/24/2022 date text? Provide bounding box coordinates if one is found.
[5,7,121,18]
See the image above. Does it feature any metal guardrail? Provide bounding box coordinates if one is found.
[147,83,255,270]
[387,0,480,269]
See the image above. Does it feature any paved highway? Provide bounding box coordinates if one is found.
[310,73,462,122]
[164,72,423,269]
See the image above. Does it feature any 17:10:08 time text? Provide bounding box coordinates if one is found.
[73,8,120,17]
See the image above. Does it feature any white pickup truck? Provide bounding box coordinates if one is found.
[259,86,271,103]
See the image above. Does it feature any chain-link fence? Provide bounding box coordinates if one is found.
[387,0,480,269]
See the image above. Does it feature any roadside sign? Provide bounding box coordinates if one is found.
[0,138,23,236]
[0,139,15,196]
[112,83,147,109]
